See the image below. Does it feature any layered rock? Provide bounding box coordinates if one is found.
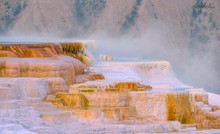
[193,102,220,129]
[94,61,190,89]
[75,73,104,83]
[70,82,152,92]
[0,78,68,100]
[0,41,95,65]
[0,42,97,85]
[0,56,78,85]
[47,87,220,129]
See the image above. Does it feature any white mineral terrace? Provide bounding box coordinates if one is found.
[0,41,220,134]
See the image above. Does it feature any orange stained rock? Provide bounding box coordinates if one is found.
[55,92,89,107]
[75,73,105,84]
[0,42,93,66]
[0,55,88,85]
[0,43,63,57]
[114,82,152,91]
[0,50,18,57]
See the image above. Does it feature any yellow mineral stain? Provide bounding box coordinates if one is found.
[55,92,89,107]
[60,42,92,65]
[108,82,152,91]
[60,42,83,54]
[166,92,193,124]
[0,61,6,77]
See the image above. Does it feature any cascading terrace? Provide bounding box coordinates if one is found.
[0,41,220,133]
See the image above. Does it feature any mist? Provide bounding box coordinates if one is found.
[89,27,220,94]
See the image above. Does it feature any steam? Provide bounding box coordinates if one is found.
[88,25,220,94]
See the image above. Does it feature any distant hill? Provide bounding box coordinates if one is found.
[0,0,218,37]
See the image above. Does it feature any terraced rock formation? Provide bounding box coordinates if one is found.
[0,42,220,133]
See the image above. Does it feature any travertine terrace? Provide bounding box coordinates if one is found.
[0,41,220,134]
